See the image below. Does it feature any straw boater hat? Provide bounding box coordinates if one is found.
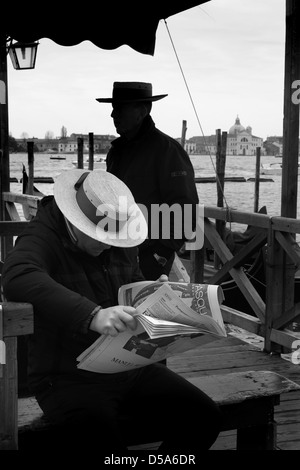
[96,82,168,103]
[54,169,148,248]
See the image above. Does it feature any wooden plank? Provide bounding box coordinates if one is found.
[276,409,300,424]
[168,349,276,374]
[275,230,300,267]
[2,192,42,206]
[265,223,286,351]
[210,431,236,450]
[0,337,18,449]
[0,306,3,378]
[187,370,300,405]
[271,216,300,234]
[272,302,300,330]
[18,397,43,431]
[208,231,267,284]
[189,248,204,283]
[5,202,21,222]
[204,218,266,321]
[270,328,300,350]
[221,305,265,336]
[204,205,270,229]
[0,221,29,236]
[2,303,34,337]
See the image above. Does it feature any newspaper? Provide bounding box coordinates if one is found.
[77,281,226,374]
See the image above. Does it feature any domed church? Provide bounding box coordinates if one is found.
[227,116,263,156]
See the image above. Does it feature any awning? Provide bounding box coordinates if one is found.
[4,1,210,55]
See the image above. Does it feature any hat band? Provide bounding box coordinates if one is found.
[75,174,128,233]
[112,88,152,101]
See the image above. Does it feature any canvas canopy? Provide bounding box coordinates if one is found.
[4,1,210,55]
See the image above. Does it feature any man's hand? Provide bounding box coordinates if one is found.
[89,305,137,337]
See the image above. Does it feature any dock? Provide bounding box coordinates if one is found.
[195,176,246,183]
[19,176,54,184]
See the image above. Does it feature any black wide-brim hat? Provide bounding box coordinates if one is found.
[96,82,168,103]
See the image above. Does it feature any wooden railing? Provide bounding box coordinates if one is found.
[191,205,300,353]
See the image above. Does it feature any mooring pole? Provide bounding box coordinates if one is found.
[254,147,261,213]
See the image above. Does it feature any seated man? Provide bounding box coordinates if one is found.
[2,169,222,453]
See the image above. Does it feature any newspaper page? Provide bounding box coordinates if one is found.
[77,321,216,374]
[119,281,226,336]
[77,281,226,374]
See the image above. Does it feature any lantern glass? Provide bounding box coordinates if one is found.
[9,42,39,70]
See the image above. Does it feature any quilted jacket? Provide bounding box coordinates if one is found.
[2,196,144,392]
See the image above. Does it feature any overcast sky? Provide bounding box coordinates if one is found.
[8,0,286,141]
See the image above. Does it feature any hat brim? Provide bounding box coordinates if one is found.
[54,169,148,248]
[96,94,168,103]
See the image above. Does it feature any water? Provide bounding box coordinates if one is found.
[7,152,298,221]
[190,154,286,217]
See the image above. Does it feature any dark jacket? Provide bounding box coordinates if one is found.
[2,196,144,392]
[106,115,199,260]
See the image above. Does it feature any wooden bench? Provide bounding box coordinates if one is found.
[16,370,300,451]
[188,370,300,450]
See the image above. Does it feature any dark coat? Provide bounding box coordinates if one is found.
[106,115,199,260]
[2,196,144,392]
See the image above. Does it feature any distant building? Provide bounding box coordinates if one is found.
[15,138,59,153]
[226,116,264,156]
[184,135,217,155]
[184,141,196,154]
[264,136,283,156]
[182,117,264,156]
[59,133,115,153]
[16,133,116,154]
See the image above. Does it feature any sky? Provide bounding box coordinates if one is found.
[7,0,286,142]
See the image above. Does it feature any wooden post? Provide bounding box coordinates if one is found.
[0,33,9,196]
[216,131,227,208]
[254,147,261,213]
[0,34,10,261]
[190,248,204,283]
[181,120,187,149]
[27,141,34,195]
[279,0,300,337]
[215,130,227,268]
[88,132,94,171]
[77,137,84,169]
[281,0,300,219]
[0,336,18,449]
[265,220,285,352]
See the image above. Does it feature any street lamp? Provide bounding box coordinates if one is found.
[0,34,40,227]
[8,41,39,70]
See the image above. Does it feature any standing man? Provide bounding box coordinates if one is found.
[96,82,199,280]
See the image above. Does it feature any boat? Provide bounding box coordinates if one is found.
[260,162,283,175]
[261,161,300,175]
[72,156,106,170]
[50,156,66,160]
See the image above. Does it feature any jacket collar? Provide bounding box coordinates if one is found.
[112,115,155,148]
